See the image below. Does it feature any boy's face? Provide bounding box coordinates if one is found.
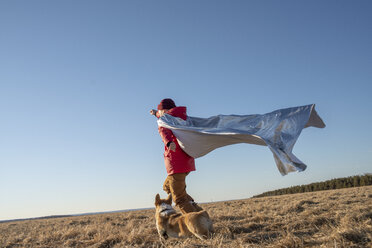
[157,109,169,117]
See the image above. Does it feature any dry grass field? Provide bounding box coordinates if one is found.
[1,186,371,248]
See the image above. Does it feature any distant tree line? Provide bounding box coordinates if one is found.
[253,174,372,198]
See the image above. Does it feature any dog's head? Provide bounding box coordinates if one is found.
[155,193,174,216]
[155,194,174,240]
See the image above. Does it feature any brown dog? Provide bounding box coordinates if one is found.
[154,194,213,240]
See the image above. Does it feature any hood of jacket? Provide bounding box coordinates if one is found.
[166,106,187,120]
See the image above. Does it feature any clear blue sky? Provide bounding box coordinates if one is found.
[1,0,371,221]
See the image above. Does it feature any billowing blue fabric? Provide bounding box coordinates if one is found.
[157,104,325,175]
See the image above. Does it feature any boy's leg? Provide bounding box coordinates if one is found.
[166,173,197,214]
[163,177,171,194]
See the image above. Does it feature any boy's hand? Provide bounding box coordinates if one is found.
[150,109,157,115]
[168,142,176,152]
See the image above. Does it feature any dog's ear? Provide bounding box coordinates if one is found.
[155,194,161,206]
[166,194,172,205]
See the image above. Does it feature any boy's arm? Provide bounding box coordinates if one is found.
[150,109,163,118]
[158,127,175,149]
[150,109,157,116]
[159,127,173,146]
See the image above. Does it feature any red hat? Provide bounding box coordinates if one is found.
[157,98,176,110]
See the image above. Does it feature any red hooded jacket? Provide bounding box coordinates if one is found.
[158,106,196,175]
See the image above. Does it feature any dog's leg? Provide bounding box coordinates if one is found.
[192,226,212,240]
[195,231,210,240]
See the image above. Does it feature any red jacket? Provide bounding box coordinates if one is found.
[158,106,196,175]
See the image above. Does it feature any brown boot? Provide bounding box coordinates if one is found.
[176,194,199,214]
[192,202,203,212]
[177,200,197,214]
[186,194,203,211]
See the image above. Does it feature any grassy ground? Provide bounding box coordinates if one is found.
[1,186,371,248]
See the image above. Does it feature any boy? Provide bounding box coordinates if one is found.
[150,98,203,214]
